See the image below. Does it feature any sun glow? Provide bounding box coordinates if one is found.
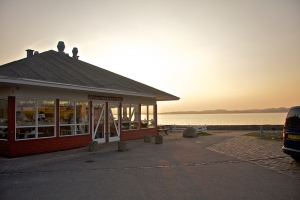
[1,0,299,113]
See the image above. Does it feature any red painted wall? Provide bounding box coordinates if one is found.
[0,98,158,157]
[5,135,91,157]
[0,97,94,158]
[0,96,16,157]
[120,128,157,141]
[0,141,9,156]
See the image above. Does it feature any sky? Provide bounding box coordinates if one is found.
[0,0,299,113]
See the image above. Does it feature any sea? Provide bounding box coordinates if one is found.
[157,113,287,125]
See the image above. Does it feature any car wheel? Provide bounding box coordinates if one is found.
[291,155,300,162]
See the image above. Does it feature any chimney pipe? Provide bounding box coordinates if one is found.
[26,49,34,58]
[72,47,78,60]
[57,41,65,53]
[34,51,39,55]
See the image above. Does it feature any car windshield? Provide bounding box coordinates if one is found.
[286,108,300,128]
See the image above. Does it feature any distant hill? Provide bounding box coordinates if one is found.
[160,107,289,114]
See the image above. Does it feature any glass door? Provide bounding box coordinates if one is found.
[108,103,120,142]
[93,103,105,143]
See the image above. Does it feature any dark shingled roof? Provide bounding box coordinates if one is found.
[0,50,179,101]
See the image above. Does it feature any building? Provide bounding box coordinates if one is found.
[0,41,179,157]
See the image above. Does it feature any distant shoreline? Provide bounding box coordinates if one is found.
[158,112,288,115]
[159,107,289,115]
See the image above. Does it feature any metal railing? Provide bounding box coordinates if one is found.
[165,124,207,132]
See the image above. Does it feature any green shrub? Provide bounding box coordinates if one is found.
[198,132,212,136]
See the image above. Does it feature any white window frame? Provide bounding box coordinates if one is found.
[141,104,156,129]
[15,99,56,140]
[0,98,8,141]
[59,100,89,137]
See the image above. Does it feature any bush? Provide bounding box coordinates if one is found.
[198,132,212,136]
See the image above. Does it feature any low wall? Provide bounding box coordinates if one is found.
[206,125,283,131]
[169,124,284,132]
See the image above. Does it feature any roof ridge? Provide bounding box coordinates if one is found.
[0,48,179,101]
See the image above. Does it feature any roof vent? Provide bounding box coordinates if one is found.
[72,47,78,60]
[34,51,39,55]
[57,41,65,53]
[26,49,34,58]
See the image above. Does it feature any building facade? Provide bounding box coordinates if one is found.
[0,41,179,157]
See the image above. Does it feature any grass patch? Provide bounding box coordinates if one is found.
[243,132,282,141]
[244,132,260,137]
[198,132,212,136]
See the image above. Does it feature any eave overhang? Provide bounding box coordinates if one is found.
[0,76,180,101]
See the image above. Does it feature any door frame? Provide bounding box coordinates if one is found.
[92,101,121,143]
[92,101,106,143]
[107,102,121,142]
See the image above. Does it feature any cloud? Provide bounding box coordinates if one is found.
[29,37,53,48]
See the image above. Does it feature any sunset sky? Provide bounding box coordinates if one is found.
[1,0,299,112]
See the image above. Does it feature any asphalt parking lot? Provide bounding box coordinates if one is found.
[0,131,299,200]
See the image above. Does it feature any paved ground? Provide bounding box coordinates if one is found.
[207,132,300,179]
[0,131,299,200]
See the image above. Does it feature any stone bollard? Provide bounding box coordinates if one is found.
[260,125,264,138]
[118,141,128,151]
[144,134,152,143]
[155,135,163,144]
[89,141,98,152]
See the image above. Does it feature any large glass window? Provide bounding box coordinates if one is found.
[38,100,55,126]
[76,102,89,134]
[16,99,55,140]
[0,99,8,140]
[122,104,140,130]
[16,99,35,127]
[148,105,155,128]
[141,104,147,128]
[140,104,156,128]
[131,104,139,129]
[37,100,55,138]
[122,104,130,130]
[60,101,89,136]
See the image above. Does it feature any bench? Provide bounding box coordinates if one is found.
[157,125,170,136]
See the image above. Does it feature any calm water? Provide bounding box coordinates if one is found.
[157,113,287,125]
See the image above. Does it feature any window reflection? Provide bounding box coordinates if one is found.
[122,104,140,130]
[0,99,8,140]
[38,100,55,126]
[16,99,56,140]
[60,101,89,136]
[140,104,156,128]
[148,105,155,128]
[141,105,147,128]
[122,104,130,130]
[60,101,74,124]
[131,104,139,129]
[286,109,300,128]
[16,99,35,126]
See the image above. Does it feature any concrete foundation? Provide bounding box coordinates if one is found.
[118,141,128,151]
[155,135,163,144]
[144,135,152,143]
[89,141,98,152]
